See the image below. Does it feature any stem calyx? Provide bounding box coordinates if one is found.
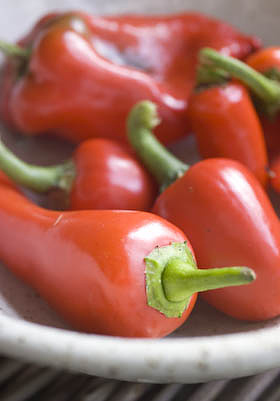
[145,242,255,318]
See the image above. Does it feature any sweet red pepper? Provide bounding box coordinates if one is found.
[0,137,156,211]
[127,100,280,321]
[0,172,253,337]
[188,78,268,186]
[0,11,261,144]
[198,47,280,161]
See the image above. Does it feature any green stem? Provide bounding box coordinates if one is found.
[145,242,255,318]
[162,259,254,302]
[0,140,76,193]
[196,65,230,87]
[127,101,188,191]
[0,40,30,59]
[199,47,280,115]
[264,67,280,82]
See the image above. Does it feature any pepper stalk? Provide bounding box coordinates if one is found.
[127,101,256,318]
[0,139,76,194]
[127,101,188,192]
[146,241,255,318]
[0,40,31,59]
[198,47,280,116]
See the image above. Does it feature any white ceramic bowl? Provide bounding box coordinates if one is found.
[0,0,280,384]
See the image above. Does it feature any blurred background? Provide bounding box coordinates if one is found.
[0,0,278,44]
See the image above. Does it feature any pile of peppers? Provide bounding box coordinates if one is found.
[1,9,280,338]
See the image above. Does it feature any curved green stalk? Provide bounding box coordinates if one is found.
[0,140,76,193]
[126,102,256,317]
[0,40,30,59]
[196,65,230,87]
[199,47,280,115]
[127,101,188,191]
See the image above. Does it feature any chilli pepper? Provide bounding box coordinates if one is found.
[0,137,156,211]
[244,48,280,190]
[246,47,280,78]
[0,11,261,144]
[245,47,280,160]
[127,100,280,321]
[198,47,280,161]
[0,172,253,337]
[188,75,268,186]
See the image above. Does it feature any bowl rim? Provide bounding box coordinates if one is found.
[0,313,279,383]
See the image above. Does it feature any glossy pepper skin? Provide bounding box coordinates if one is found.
[70,138,156,210]
[0,173,253,336]
[0,137,156,211]
[188,82,268,186]
[0,174,191,337]
[199,48,280,162]
[246,47,280,73]
[128,101,280,321]
[0,11,261,144]
[153,158,280,321]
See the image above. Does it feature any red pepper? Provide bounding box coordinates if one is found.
[245,47,280,160]
[198,47,280,161]
[0,172,253,337]
[188,80,268,187]
[243,48,280,190]
[127,101,280,321]
[0,137,156,211]
[246,47,280,74]
[0,11,261,144]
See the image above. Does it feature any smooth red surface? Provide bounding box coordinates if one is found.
[153,158,280,321]
[258,115,280,161]
[188,82,268,186]
[0,11,261,144]
[0,176,195,337]
[70,138,156,211]
[246,47,280,73]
